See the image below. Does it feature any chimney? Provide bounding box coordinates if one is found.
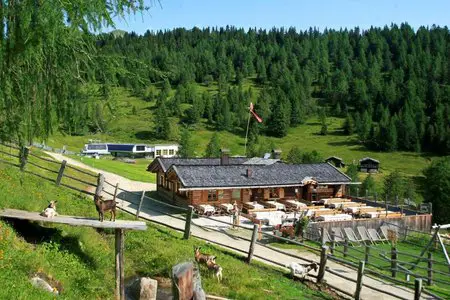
[272,149,282,160]
[220,148,230,165]
[246,168,253,178]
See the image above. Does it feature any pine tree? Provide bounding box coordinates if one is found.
[286,146,303,164]
[343,113,355,135]
[358,110,372,142]
[346,164,360,195]
[154,100,170,139]
[178,127,194,158]
[204,132,221,158]
[382,170,406,203]
[361,174,376,196]
[423,157,450,224]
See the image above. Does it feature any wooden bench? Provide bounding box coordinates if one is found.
[0,208,146,300]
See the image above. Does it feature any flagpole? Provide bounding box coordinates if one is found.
[244,106,251,157]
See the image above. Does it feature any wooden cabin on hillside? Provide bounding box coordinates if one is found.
[325,156,345,168]
[147,150,355,208]
[359,157,380,173]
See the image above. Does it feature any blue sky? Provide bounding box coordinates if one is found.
[111,0,450,34]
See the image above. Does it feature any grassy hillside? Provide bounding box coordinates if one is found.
[0,158,331,299]
[67,155,155,183]
[46,85,435,190]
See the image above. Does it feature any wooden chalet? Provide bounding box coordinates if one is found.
[359,157,380,173]
[325,156,345,168]
[147,151,354,208]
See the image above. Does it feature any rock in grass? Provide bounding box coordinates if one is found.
[127,277,157,300]
[30,277,59,295]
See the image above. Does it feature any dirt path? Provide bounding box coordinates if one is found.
[44,152,432,299]
[44,152,156,194]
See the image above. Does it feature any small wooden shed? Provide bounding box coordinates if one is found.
[325,156,345,168]
[359,157,380,173]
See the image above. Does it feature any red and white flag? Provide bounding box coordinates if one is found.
[249,102,263,123]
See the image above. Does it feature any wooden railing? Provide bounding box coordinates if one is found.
[0,142,98,196]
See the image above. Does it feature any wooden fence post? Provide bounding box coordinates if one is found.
[136,191,145,219]
[320,227,325,245]
[246,224,258,263]
[55,160,67,186]
[95,173,105,197]
[113,183,119,202]
[183,206,194,240]
[257,222,262,241]
[317,245,328,283]
[19,146,29,171]
[343,238,348,258]
[365,245,370,264]
[330,231,335,255]
[391,246,397,278]
[354,261,365,300]
[115,229,125,300]
[414,278,422,300]
[427,252,433,286]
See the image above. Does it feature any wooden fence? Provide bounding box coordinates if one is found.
[0,143,443,299]
[0,143,98,196]
[308,214,433,238]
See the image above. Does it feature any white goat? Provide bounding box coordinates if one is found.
[40,201,58,218]
[206,256,223,282]
[286,262,318,280]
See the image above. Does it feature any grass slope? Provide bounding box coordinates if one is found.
[0,159,331,299]
[45,83,437,201]
[67,155,155,183]
[47,86,434,173]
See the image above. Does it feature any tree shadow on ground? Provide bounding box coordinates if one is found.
[135,131,153,140]
[6,219,97,268]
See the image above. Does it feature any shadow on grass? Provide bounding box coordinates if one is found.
[327,140,358,147]
[6,219,97,268]
[134,131,153,140]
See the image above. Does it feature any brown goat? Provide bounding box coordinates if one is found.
[194,246,215,265]
[94,195,117,222]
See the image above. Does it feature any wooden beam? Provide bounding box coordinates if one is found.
[55,160,67,186]
[246,224,258,263]
[115,229,125,300]
[136,191,145,219]
[183,206,194,240]
[0,209,147,230]
[317,245,328,283]
[113,183,119,202]
[354,261,365,300]
[437,233,450,265]
[95,173,105,197]
[414,278,422,300]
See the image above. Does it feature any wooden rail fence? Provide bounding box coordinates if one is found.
[0,142,444,299]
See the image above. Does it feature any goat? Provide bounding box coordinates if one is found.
[94,195,117,222]
[40,201,58,218]
[193,246,215,265]
[206,256,223,282]
[286,262,318,280]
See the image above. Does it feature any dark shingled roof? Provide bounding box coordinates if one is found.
[359,157,380,164]
[147,157,249,172]
[171,163,351,189]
